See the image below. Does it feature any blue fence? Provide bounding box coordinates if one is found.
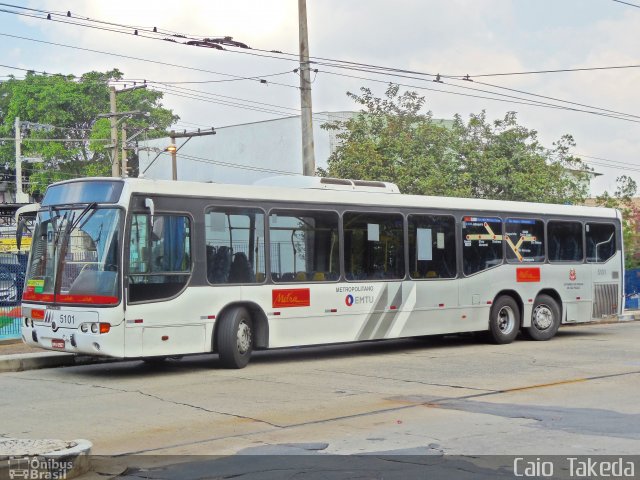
[625,268,640,310]
[0,253,28,340]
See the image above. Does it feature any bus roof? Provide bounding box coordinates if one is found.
[49,177,620,220]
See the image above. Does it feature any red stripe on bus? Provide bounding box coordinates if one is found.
[23,291,118,305]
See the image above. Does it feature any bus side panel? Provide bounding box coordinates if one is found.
[124,287,214,357]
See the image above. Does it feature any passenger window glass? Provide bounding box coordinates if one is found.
[128,214,191,302]
[205,208,266,284]
[586,223,616,263]
[548,221,583,262]
[506,219,545,263]
[408,215,456,279]
[462,216,503,275]
[269,210,339,282]
[343,212,404,280]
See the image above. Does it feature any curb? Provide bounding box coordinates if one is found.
[0,439,92,480]
[0,352,109,373]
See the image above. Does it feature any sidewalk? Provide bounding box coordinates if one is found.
[0,339,109,373]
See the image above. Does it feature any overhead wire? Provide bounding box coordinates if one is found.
[152,151,300,176]
[2,6,640,125]
[0,32,300,89]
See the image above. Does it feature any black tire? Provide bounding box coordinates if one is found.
[142,356,167,364]
[524,294,561,341]
[488,296,520,344]
[217,307,253,369]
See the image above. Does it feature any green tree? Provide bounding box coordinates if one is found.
[596,175,640,270]
[0,69,177,197]
[322,84,591,204]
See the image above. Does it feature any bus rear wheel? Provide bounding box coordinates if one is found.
[524,294,561,341]
[488,296,520,344]
[217,306,253,369]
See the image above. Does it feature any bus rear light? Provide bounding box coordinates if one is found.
[31,330,38,343]
[99,323,111,334]
[80,324,89,333]
[31,309,45,320]
[90,323,98,334]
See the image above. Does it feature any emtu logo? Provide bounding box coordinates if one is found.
[345,294,354,306]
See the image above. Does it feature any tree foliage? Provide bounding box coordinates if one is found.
[596,175,640,270]
[321,84,591,204]
[0,69,177,197]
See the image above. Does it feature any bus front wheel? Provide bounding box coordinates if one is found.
[217,306,253,369]
[524,295,561,341]
[488,296,520,344]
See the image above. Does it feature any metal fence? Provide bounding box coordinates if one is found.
[625,268,640,310]
[0,252,28,340]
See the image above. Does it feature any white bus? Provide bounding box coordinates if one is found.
[20,176,624,368]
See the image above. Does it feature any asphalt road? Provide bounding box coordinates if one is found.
[1,322,639,476]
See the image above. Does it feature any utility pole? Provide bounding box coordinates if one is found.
[169,131,177,181]
[14,117,28,203]
[109,87,118,177]
[298,0,316,176]
[104,84,147,178]
[121,122,128,177]
[166,129,216,180]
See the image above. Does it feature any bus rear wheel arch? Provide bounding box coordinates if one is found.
[487,295,521,344]
[524,294,561,341]
[216,306,255,369]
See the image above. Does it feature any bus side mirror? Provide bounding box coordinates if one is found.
[144,198,155,227]
[16,218,26,251]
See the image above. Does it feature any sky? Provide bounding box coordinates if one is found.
[1,0,639,196]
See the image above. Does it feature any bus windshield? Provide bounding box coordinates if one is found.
[24,206,122,305]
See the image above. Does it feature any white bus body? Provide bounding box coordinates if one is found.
[20,177,624,368]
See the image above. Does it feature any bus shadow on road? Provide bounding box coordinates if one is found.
[65,334,489,378]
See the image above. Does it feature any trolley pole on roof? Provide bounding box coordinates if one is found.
[298,0,316,176]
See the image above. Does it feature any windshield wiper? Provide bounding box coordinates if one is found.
[72,202,97,231]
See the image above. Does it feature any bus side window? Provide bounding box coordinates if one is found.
[205,207,265,285]
[586,223,616,263]
[269,209,339,283]
[128,214,191,303]
[461,216,503,276]
[343,212,404,281]
[408,214,456,279]
[548,221,583,262]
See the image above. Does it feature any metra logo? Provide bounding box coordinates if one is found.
[345,294,374,306]
[569,269,577,281]
[272,288,310,308]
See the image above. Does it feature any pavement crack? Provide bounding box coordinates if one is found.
[129,389,281,428]
[314,369,496,392]
[7,375,281,428]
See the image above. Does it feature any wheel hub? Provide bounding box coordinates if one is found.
[498,306,515,335]
[533,305,553,330]
[236,320,252,354]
